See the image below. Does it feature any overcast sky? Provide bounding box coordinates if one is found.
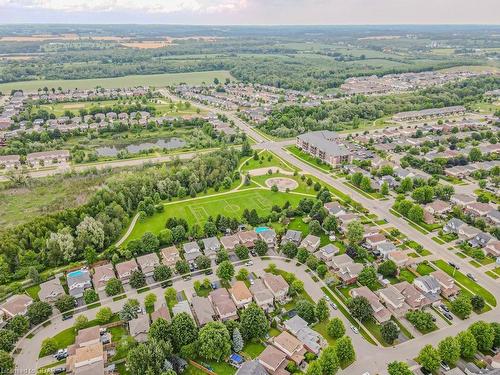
[0,0,499,24]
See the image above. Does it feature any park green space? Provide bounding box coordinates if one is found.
[240,150,294,173]
[285,145,332,172]
[0,70,235,92]
[124,188,304,245]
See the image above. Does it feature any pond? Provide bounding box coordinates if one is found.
[96,138,186,157]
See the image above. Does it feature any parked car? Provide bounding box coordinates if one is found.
[53,368,65,374]
[245,261,253,266]
[330,302,338,310]
[440,304,449,313]
[62,315,73,321]
[350,325,359,334]
[448,261,459,269]
[443,312,454,320]
[440,362,451,371]
[466,273,477,281]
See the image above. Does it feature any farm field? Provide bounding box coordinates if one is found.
[0,70,235,92]
[124,188,304,244]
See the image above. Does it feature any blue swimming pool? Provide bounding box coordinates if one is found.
[255,226,270,233]
[68,270,85,278]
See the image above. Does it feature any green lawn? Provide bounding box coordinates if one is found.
[398,269,416,283]
[25,285,41,300]
[312,320,336,345]
[416,263,435,276]
[125,189,303,244]
[109,325,128,342]
[242,341,266,358]
[433,260,497,306]
[240,151,294,173]
[285,146,332,173]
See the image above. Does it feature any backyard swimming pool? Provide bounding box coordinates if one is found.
[255,227,270,233]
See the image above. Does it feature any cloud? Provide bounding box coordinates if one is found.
[2,0,248,13]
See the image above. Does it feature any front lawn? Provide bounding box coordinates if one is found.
[416,263,435,276]
[242,341,266,359]
[25,285,41,300]
[398,269,416,283]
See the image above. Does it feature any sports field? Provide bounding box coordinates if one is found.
[0,70,235,92]
[124,188,303,244]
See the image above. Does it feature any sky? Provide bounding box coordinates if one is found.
[0,0,499,25]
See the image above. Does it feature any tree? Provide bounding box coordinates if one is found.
[55,295,76,313]
[281,242,298,258]
[153,265,172,282]
[76,216,105,251]
[457,330,477,359]
[120,299,139,322]
[175,260,190,275]
[105,278,123,296]
[405,311,435,332]
[232,327,244,352]
[309,220,323,236]
[347,221,364,245]
[6,316,29,338]
[0,329,16,352]
[296,299,316,324]
[323,216,338,232]
[195,255,211,270]
[451,294,472,319]
[130,270,146,289]
[83,289,99,305]
[306,255,319,270]
[358,266,378,289]
[305,360,323,375]
[469,147,482,162]
[27,301,52,325]
[241,139,252,157]
[145,293,157,312]
[471,295,485,311]
[400,177,413,193]
[0,350,14,375]
[169,312,198,352]
[411,186,434,204]
[149,317,170,342]
[492,322,500,349]
[407,205,424,223]
[96,307,113,324]
[216,249,229,264]
[438,336,460,366]
[74,315,89,330]
[46,227,76,262]
[387,361,413,375]
[254,240,268,256]
[217,261,235,282]
[141,232,160,253]
[39,337,58,356]
[316,264,328,278]
[158,228,173,246]
[360,176,372,192]
[296,247,309,263]
[418,345,440,372]
[336,336,355,365]
[327,317,345,339]
[234,245,249,260]
[319,346,339,375]
[240,303,269,341]
[381,322,399,344]
[381,182,389,196]
[198,322,232,361]
[236,268,249,281]
[469,321,495,352]
[348,296,372,322]
[127,338,172,375]
[315,298,329,322]
[28,267,41,283]
[378,260,397,278]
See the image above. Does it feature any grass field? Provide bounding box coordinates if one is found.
[124,189,303,244]
[0,70,235,92]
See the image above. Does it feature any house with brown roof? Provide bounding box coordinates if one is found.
[387,250,410,267]
[0,294,33,319]
[128,315,150,343]
[262,273,289,303]
[151,305,171,322]
[336,262,364,285]
[75,326,101,348]
[465,202,494,217]
[364,233,387,250]
[393,281,431,310]
[39,278,65,303]
[115,259,138,284]
[136,253,160,277]
[26,150,70,168]
[271,331,307,365]
[425,200,452,217]
[238,230,259,248]
[350,286,391,323]
[66,342,105,375]
[161,246,181,267]
[457,224,482,241]
[300,234,320,253]
[92,263,116,292]
[451,194,476,207]
[431,270,459,298]
[209,288,238,321]
[377,285,410,318]
[220,234,241,251]
[191,296,216,326]
[229,281,253,308]
[250,279,274,312]
[257,345,289,375]
[485,240,500,258]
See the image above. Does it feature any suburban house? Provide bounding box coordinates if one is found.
[392,106,466,121]
[323,201,346,217]
[220,234,241,252]
[172,300,194,319]
[0,155,21,169]
[431,270,459,298]
[66,327,106,375]
[316,244,339,262]
[229,281,253,309]
[161,246,181,267]
[26,150,70,167]
[350,286,391,323]
[465,202,495,217]
[457,225,482,241]
[250,279,275,312]
[257,345,289,375]
[330,254,355,270]
[336,262,364,285]
[128,315,150,343]
[67,269,92,299]
[151,305,171,322]
[0,294,33,319]
[485,241,500,258]
[38,278,65,303]
[469,232,493,248]
[282,230,302,246]
[337,214,358,232]
[92,263,116,292]
[296,131,352,166]
[191,296,216,326]
[262,273,289,303]
[387,251,410,267]
[115,259,138,284]
[485,210,500,226]
[202,237,221,259]
[414,275,442,302]
[271,331,307,365]
[238,230,259,248]
[443,218,466,234]
[258,229,278,249]
[136,253,160,277]
[425,200,452,217]
[209,288,238,321]
[300,234,321,253]
[364,233,387,250]
[377,285,410,318]
[283,315,327,355]
[377,242,398,259]
[451,194,476,207]
[393,281,431,309]
[236,360,268,375]
[183,241,203,264]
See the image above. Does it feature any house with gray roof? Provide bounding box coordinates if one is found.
[443,218,466,234]
[283,315,327,355]
[191,296,216,326]
[67,269,92,299]
[236,360,268,375]
[282,230,302,246]
[183,241,203,263]
[376,242,397,258]
[172,300,194,319]
[201,237,220,259]
[469,232,493,248]
[39,278,65,303]
[414,275,441,303]
[257,229,277,249]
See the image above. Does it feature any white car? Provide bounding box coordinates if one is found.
[350,325,359,334]
[245,261,253,266]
